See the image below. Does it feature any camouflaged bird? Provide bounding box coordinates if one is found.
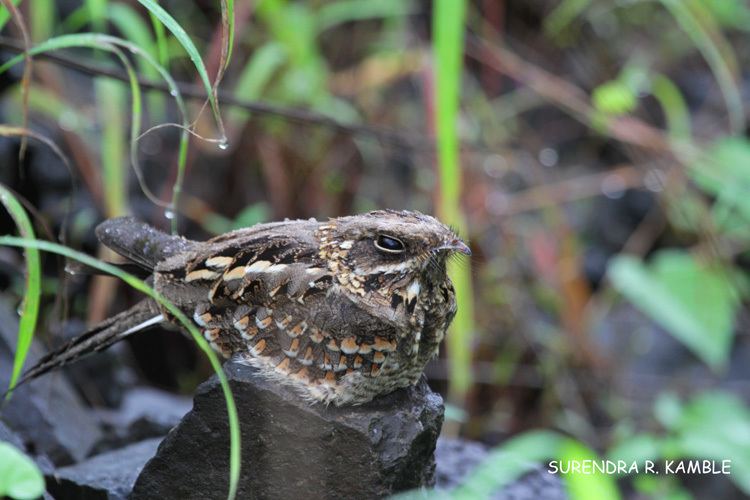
[20,210,470,405]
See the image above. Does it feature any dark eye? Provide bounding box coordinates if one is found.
[375,234,405,253]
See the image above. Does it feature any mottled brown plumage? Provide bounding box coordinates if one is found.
[20,210,470,405]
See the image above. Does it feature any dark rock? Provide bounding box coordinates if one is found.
[47,438,162,500]
[434,438,567,500]
[132,361,444,499]
[0,301,103,465]
[93,387,191,454]
[435,438,490,489]
[53,318,139,409]
[0,419,56,476]
[0,418,26,449]
[499,468,567,500]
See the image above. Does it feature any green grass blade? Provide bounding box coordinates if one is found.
[227,42,286,126]
[30,0,55,41]
[432,0,475,403]
[223,0,235,69]
[96,77,128,217]
[651,74,691,140]
[149,7,169,66]
[0,237,240,500]
[86,0,107,32]
[60,5,91,33]
[0,185,41,400]
[108,3,157,63]
[0,0,21,31]
[108,2,166,120]
[316,0,415,33]
[136,0,226,141]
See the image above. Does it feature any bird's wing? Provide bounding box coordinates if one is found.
[161,227,399,399]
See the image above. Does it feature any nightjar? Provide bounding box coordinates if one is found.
[20,210,470,405]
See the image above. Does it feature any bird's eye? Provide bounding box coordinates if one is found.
[375,234,405,253]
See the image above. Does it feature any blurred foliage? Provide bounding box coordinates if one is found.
[609,391,750,495]
[609,251,740,371]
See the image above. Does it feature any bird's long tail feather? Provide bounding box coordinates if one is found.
[11,300,163,390]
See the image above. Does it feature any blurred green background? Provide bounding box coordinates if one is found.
[0,0,749,498]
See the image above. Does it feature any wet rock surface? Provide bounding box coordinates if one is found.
[0,302,103,465]
[92,387,191,454]
[47,438,162,500]
[132,361,445,499]
[0,419,56,476]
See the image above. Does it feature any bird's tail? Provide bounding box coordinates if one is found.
[11,300,163,390]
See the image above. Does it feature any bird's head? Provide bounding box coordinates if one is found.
[316,210,470,312]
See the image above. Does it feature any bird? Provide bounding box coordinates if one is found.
[17,210,470,405]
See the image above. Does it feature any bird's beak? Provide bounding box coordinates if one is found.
[437,238,472,256]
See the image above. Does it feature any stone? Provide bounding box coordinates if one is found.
[497,468,567,500]
[0,301,103,465]
[0,418,26,450]
[0,419,56,477]
[93,387,191,454]
[434,438,567,500]
[132,361,444,499]
[434,437,490,489]
[47,438,162,500]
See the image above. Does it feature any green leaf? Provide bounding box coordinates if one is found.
[608,251,739,371]
[654,392,683,430]
[227,42,286,124]
[230,204,269,230]
[691,137,750,224]
[0,442,45,500]
[544,0,592,36]
[608,433,663,465]
[704,0,750,31]
[454,431,565,498]
[455,431,621,500]
[559,439,622,500]
[592,81,637,116]
[668,392,750,494]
